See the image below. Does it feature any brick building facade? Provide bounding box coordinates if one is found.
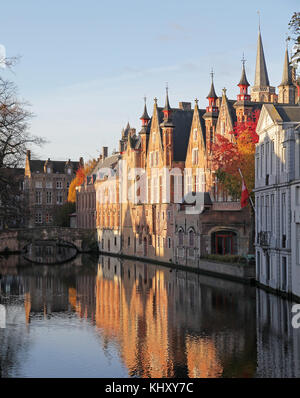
[93,29,299,265]
[24,150,83,227]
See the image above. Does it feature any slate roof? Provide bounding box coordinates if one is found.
[95,154,121,179]
[238,65,250,86]
[274,105,300,122]
[29,160,80,174]
[149,107,194,161]
[207,82,218,99]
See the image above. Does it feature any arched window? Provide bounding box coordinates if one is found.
[178,229,184,246]
[189,229,195,247]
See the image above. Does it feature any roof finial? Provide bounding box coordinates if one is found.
[241,53,246,67]
[154,97,158,104]
[210,67,214,82]
[257,10,260,32]
[195,98,199,106]
[222,87,227,96]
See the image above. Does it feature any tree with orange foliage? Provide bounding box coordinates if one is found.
[68,159,97,202]
[211,109,260,203]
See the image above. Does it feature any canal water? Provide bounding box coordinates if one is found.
[0,253,299,378]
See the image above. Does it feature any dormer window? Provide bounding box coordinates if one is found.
[47,167,51,174]
[67,168,72,175]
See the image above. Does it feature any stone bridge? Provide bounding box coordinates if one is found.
[0,227,98,253]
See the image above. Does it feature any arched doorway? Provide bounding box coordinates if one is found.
[211,230,237,255]
[143,237,147,256]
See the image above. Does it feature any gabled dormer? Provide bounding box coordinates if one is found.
[44,158,53,174]
[65,159,73,176]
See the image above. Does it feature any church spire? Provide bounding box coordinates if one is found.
[254,29,270,87]
[279,46,292,86]
[278,40,296,104]
[250,26,277,103]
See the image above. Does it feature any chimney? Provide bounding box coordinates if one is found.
[179,102,191,111]
[102,146,108,160]
[26,150,31,161]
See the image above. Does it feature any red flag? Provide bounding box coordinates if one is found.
[241,178,249,208]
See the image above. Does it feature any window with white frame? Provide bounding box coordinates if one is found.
[56,180,63,189]
[35,190,42,204]
[271,194,275,233]
[271,140,274,174]
[46,181,52,189]
[35,181,42,189]
[35,212,42,224]
[46,191,52,204]
[260,144,264,178]
[266,141,269,175]
[57,192,63,204]
[282,192,286,238]
[45,213,53,223]
[281,146,286,172]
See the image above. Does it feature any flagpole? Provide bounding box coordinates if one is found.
[238,168,255,213]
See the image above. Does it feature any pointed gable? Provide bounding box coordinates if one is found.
[185,102,207,168]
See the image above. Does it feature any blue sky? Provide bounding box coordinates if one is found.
[0,0,298,162]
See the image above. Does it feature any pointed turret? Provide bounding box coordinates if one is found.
[250,29,277,102]
[203,70,219,152]
[162,85,172,122]
[237,55,251,103]
[205,69,218,113]
[161,85,173,127]
[278,44,296,104]
[159,89,174,167]
[140,97,150,127]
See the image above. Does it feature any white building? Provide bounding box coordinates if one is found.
[255,103,300,298]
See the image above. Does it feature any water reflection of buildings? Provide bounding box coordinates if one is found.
[256,289,300,377]
[86,256,257,377]
[1,256,300,377]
